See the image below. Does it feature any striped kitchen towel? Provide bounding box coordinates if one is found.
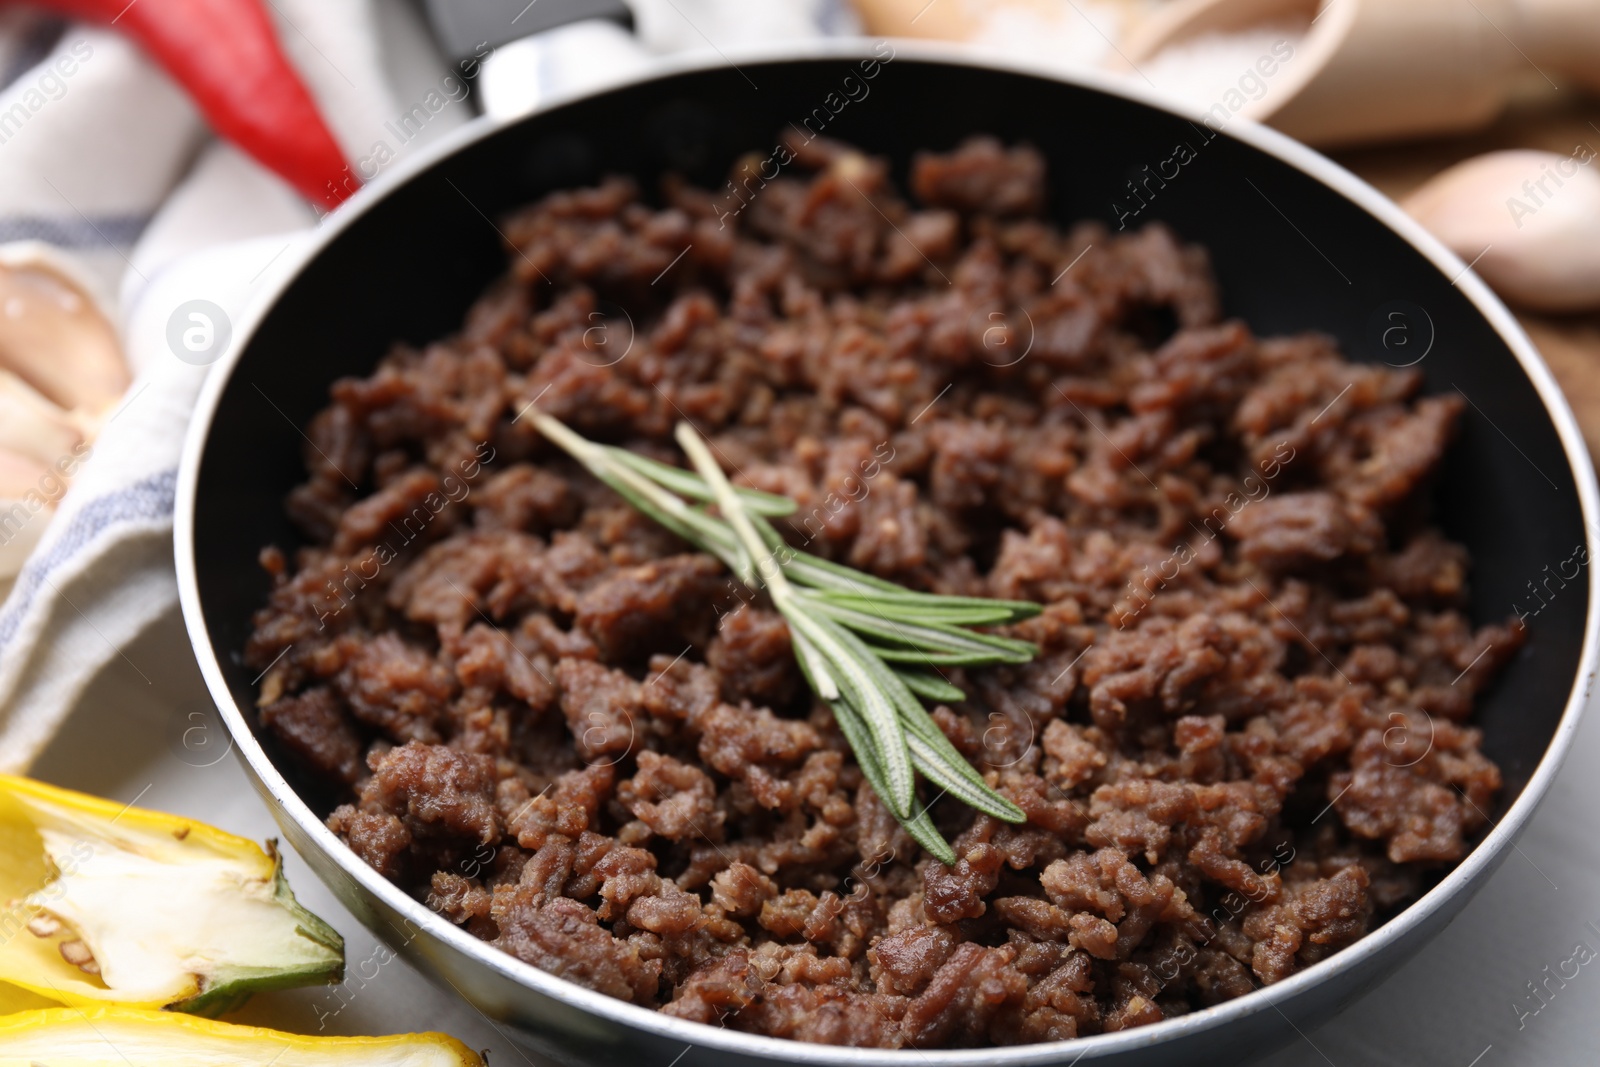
[0,0,841,772]
[0,0,429,772]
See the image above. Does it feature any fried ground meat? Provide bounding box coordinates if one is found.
[247,135,1519,1048]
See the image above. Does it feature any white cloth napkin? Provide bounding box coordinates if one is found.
[0,1,838,772]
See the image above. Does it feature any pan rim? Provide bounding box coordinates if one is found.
[175,38,1600,1064]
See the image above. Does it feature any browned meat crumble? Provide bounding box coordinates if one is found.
[246,134,1519,1048]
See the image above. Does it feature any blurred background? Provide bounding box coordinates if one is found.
[0,1,1597,1064]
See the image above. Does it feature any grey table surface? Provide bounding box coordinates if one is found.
[33,605,1600,1067]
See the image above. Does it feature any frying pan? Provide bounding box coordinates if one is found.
[175,40,1600,1067]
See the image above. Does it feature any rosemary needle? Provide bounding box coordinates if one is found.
[530,410,1033,865]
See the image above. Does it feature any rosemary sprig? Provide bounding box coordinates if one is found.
[528,411,1038,865]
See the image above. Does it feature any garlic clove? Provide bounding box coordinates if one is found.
[0,447,50,500]
[0,243,129,418]
[0,369,82,468]
[0,245,128,581]
[1402,149,1600,313]
[0,448,55,580]
[0,510,46,581]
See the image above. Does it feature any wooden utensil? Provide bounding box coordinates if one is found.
[1121,0,1600,146]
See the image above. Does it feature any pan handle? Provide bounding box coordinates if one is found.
[420,0,633,62]
[475,17,653,119]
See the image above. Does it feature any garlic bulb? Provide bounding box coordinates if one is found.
[1402,149,1600,313]
[0,370,83,464]
[0,446,53,578]
[0,243,128,580]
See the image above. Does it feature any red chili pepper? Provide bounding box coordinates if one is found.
[9,0,357,208]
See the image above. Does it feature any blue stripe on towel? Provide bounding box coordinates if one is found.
[0,468,178,653]
[0,213,152,249]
